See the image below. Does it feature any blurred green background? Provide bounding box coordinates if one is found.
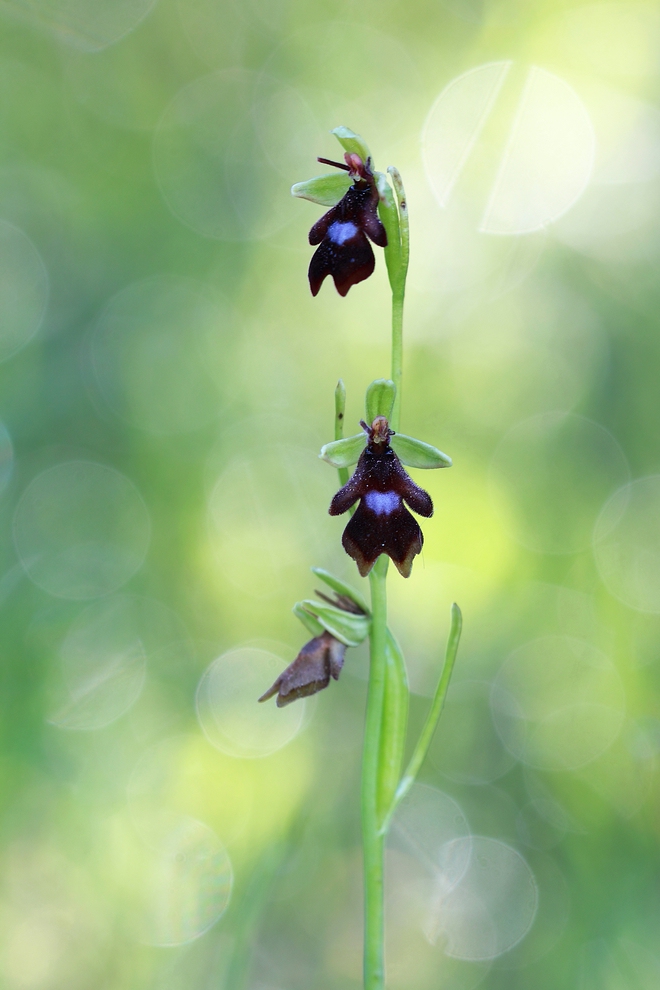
[1,0,660,987]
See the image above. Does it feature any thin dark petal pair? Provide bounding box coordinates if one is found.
[308,153,387,297]
[329,416,433,578]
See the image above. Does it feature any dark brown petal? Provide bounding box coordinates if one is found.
[258,632,347,707]
[308,230,375,298]
[341,499,423,578]
[360,205,387,247]
[389,460,434,516]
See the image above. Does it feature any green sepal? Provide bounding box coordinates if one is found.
[332,126,371,163]
[293,602,325,638]
[390,434,452,469]
[376,172,403,296]
[299,599,370,647]
[365,379,396,424]
[291,172,352,207]
[377,630,409,826]
[320,433,366,468]
[311,567,370,615]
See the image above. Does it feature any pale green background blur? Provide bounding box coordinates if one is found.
[1,0,660,987]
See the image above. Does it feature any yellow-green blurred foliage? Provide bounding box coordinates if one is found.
[1,0,660,987]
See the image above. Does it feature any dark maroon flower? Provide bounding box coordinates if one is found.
[308,153,387,297]
[258,592,366,707]
[329,416,433,578]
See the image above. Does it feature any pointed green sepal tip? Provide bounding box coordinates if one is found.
[311,567,370,616]
[331,126,371,164]
[293,602,325,638]
[365,379,396,424]
[320,433,366,468]
[291,172,352,207]
[300,599,370,647]
[390,433,452,469]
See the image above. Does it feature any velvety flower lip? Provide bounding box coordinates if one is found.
[329,416,433,578]
[258,591,367,707]
[308,153,387,298]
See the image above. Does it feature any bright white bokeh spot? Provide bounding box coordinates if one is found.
[13,461,150,599]
[92,275,228,435]
[427,837,537,961]
[140,817,232,947]
[490,412,629,554]
[196,647,305,758]
[593,476,660,613]
[154,70,295,241]
[492,636,625,771]
[0,220,48,363]
[390,784,471,896]
[480,67,595,234]
[1,0,157,51]
[48,594,188,731]
[423,61,512,209]
[428,680,517,785]
[423,63,594,235]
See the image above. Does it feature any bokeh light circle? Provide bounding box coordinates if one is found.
[427,837,537,961]
[196,647,305,758]
[490,412,629,554]
[593,476,660,612]
[492,636,625,771]
[13,461,150,599]
[154,69,293,241]
[48,594,189,731]
[423,62,595,234]
[92,275,228,434]
[391,784,471,896]
[140,817,232,946]
[0,220,48,363]
[1,0,158,52]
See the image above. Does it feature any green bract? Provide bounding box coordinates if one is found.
[390,434,452,469]
[312,566,370,615]
[331,126,371,163]
[320,433,367,468]
[299,598,370,647]
[291,171,352,207]
[292,602,325,637]
[365,379,396,424]
[375,173,403,296]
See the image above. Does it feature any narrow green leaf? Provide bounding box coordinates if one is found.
[380,604,462,836]
[311,567,370,615]
[334,379,349,488]
[365,379,396,425]
[331,126,371,163]
[300,599,370,647]
[292,602,325,638]
[291,172,352,206]
[377,630,409,826]
[390,433,452,469]
[376,172,402,296]
[320,433,366,468]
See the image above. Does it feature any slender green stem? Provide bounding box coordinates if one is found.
[380,604,462,835]
[335,379,349,488]
[362,554,389,990]
[391,291,404,433]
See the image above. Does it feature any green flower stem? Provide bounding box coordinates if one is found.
[380,604,462,836]
[362,554,389,990]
